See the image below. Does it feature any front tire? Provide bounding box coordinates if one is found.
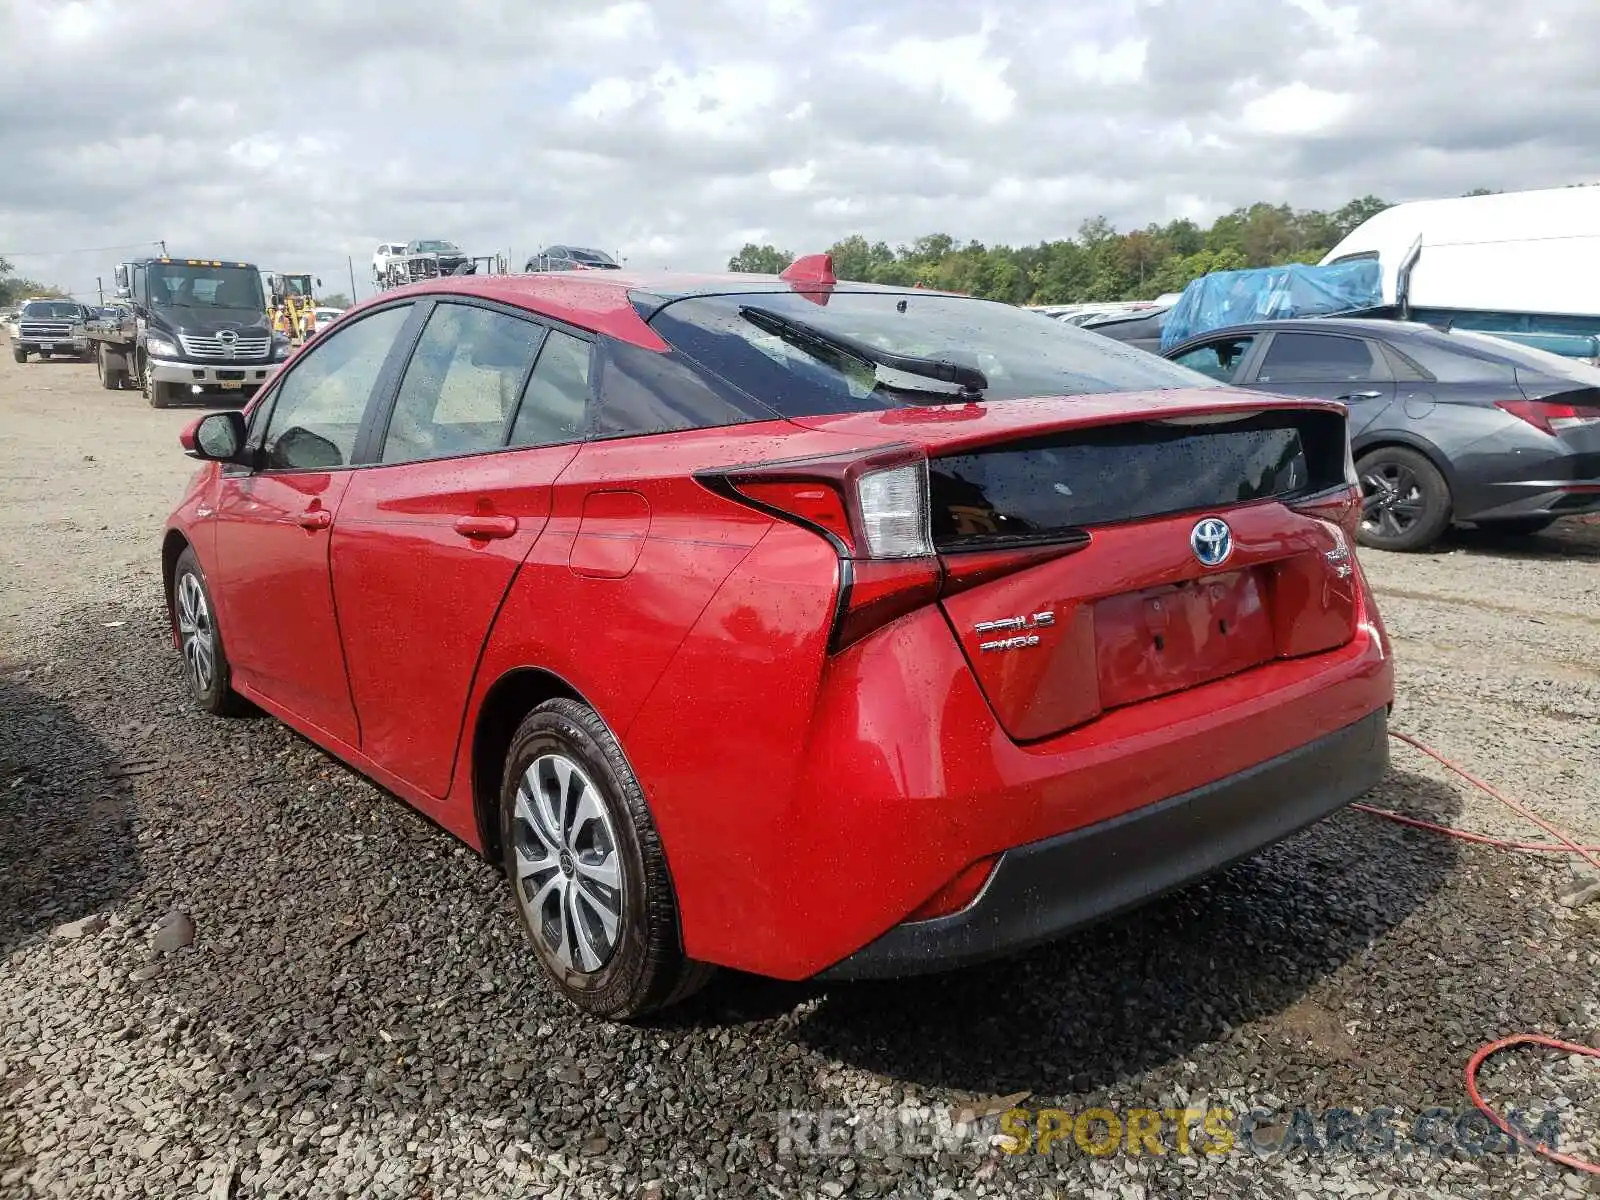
[141,355,174,408]
[1356,447,1452,551]
[172,548,249,716]
[499,699,712,1019]
[10,345,25,364]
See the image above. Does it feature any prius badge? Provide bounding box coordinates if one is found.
[1190,517,1233,568]
[974,611,1055,652]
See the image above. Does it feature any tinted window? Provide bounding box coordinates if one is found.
[592,337,768,438]
[260,305,410,470]
[1171,335,1256,381]
[647,292,1213,418]
[382,303,541,463]
[1256,334,1379,384]
[929,411,1345,547]
[508,330,593,448]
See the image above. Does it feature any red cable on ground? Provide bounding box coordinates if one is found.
[1381,731,1600,871]
[1464,1036,1600,1175]
[1373,731,1600,1175]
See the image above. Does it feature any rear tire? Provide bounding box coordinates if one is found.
[172,548,249,716]
[499,699,713,1019]
[1356,447,1452,552]
[96,345,127,390]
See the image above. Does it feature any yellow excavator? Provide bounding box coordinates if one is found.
[265,272,321,343]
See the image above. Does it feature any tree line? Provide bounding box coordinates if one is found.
[727,197,1406,304]
[0,257,71,308]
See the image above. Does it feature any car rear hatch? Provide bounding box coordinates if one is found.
[777,394,1362,741]
[930,407,1363,740]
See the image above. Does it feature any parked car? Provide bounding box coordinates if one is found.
[11,298,94,363]
[311,306,345,334]
[524,245,620,273]
[371,242,409,282]
[1079,304,1172,352]
[164,260,1392,1017]
[1163,318,1600,550]
[406,239,470,274]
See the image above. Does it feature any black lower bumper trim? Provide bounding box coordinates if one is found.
[820,707,1389,981]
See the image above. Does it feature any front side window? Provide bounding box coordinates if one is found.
[382,303,543,463]
[259,305,411,470]
[1256,334,1379,384]
[1171,335,1257,381]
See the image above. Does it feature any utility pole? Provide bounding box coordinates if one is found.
[347,256,358,302]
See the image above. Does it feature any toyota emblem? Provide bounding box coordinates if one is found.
[1190,517,1233,568]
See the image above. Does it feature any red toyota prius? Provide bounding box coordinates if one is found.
[164,257,1393,1018]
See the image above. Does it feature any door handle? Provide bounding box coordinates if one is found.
[454,514,518,539]
[1336,390,1384,401]
[296,507,332,530]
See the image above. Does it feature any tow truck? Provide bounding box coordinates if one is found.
[87,257,288,407]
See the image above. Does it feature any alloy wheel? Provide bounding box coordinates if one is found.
[1360,461,1426,540]
[175,573,215,692]
[512,754,625,973]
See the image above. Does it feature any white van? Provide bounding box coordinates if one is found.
[1321,187,1600,354]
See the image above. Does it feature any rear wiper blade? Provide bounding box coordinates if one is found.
[740,304,987,396]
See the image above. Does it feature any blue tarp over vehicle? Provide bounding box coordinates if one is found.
[1159,261,1384,350]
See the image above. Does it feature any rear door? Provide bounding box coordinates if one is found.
[1245,331,1396,434]
[330,301,591,798]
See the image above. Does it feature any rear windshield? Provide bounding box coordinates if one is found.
[928,410,1347,547]
[644,291,1217,418]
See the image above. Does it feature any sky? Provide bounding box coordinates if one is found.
[2,0,1598,304]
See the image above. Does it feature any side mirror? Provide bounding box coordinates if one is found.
[316,277,323,288]
[180,411,248,462]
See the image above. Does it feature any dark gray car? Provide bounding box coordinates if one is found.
[1162,318,1600,550]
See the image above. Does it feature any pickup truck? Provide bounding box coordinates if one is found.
[87,257,289,407]
[11,299,95,363]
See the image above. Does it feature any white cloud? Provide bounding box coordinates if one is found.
[1,0,1598,299]
[1240,82,1356,135]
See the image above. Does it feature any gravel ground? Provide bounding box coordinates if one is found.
[2,351,1597,1199]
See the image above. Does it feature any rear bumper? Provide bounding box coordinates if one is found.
[822,707,1388,980]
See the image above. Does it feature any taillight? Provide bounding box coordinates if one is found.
[701,447,1088,650]
[699,448,940,650]
[1292,484,1362,543]
[1496,399,1600,435]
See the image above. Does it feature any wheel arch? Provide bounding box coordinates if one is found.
[161,528,192,632]
[1351,431,1459,494]
[470,666,587,865]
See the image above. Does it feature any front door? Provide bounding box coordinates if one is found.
[210,303,416,746]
